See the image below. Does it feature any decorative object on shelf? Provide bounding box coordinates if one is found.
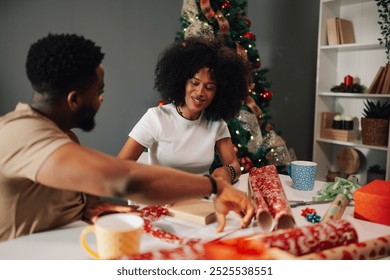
[361,100,390,146]
[320,112,359,142]
[367,64,390,94]
[326,18,355,45]
[326,168,341,182]
[330,79,364,93]
[336,147,361,176]
[375,0,390,62]
[332,114,343,129]
[343,116,354,130]
[332,114,354,130]
[367,164,386,183]
[344,75,353,87]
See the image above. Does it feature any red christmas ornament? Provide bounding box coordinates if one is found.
[244,18,251,27]
[243,31,255,41]
[255,60,261,69]
[157,100,166,106]
[261,90,273,101]
[221,0,231,9]
[239,156,254,173]
[220,24,228,32]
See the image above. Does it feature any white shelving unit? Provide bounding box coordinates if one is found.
[313,0,390,184]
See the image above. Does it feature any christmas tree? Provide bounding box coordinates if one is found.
[176,0,292,173]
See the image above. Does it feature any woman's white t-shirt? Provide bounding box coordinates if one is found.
[129,104,230,174]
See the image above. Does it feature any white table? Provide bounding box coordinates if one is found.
[0,174,389,259]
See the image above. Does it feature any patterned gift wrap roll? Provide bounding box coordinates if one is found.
[321,192,350,222]
[299,235,390,260]
[118,236,294,260]
[118,243,206,260]
[249,219,358,256]
[249,165,295,230]
[247,180,273,232]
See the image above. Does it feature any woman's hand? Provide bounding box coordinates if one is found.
[211,166,231,183]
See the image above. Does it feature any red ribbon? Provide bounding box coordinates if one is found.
[140,205,200,245]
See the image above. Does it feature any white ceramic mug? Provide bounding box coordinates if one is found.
[80,213,144,259]
[288,161,317,191]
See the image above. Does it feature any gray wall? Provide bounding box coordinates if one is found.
[0,0,319,160]
[248,0,319,161]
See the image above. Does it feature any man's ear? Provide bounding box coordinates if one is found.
[67,91,81,111]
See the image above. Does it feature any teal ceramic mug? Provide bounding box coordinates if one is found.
[288,161,317,191]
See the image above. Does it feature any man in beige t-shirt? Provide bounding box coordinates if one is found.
[0,33,254,242]
[0,103,85,240]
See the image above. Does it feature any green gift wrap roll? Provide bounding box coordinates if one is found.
[321,193,350,222]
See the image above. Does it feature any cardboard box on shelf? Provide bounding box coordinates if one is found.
[320,112,359,142]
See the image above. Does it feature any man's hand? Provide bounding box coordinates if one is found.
[83,196,140,223]
[212,179,255,233]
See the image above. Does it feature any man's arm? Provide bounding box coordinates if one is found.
[37,142,254,231]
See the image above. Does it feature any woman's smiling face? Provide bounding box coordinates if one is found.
[182,67,217,119]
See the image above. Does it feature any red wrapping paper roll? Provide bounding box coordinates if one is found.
[250,219,358,256]
[249,165,295,231]
[248,182,273,232]
[299,235,390,260]
[120,220,359,260]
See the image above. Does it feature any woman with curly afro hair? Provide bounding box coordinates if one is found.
[118,37,252,184]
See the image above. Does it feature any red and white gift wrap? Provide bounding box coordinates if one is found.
[254,219,358,256]
[119,243,206,260]
[248,184,273,232]
[140,205,200,245]
[249,165,295,231]
[300,235,390,260]
[119,220,359,260]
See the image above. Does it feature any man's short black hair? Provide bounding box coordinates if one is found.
[26,33,104,101]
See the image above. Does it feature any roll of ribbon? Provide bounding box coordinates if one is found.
[249,165,295,231]
[321,192,350,222]
[299,235,390,260]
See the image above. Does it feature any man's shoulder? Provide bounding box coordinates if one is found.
[1,103,56,127]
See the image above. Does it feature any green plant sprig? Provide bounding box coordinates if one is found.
[362,99,390,119]
[375,0,390,63]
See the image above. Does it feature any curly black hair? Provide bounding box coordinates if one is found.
[26,33,104,102]
[154,37,252,121]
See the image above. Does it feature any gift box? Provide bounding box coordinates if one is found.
[354,180,390,226]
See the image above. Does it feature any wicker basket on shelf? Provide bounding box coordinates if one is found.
[361,100,390,147]
[361,118,389,146]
